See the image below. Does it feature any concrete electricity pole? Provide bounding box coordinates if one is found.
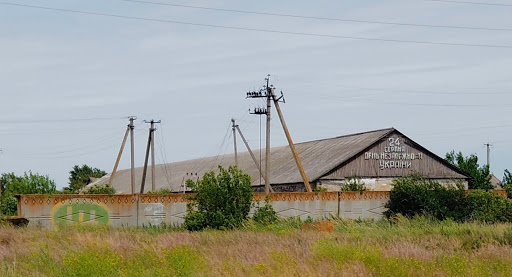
[247,76,271,194]
[246,75,311,193]
[129,116,136,194]
[140,119,161,193]
[246,75,312,193]
[485,143,492,170]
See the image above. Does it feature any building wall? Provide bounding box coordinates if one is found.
[318,178,468,191]
[322,132,467,180]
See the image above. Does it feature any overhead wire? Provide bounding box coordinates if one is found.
[0,116,125,124]
[207,122,233,172]
[423,0,512,7]
[292,84,512,96]
[156,123,173,187]
[119,0,512,32]
[343,98,512,108]
[0,2,511,49]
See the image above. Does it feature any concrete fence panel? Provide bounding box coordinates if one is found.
[253,192,339,221]
[338,191,389,220]
[138,194,188,227]
[18,191,393,228]
[19,194,138,228]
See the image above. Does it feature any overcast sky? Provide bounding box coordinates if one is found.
[0,0,511,188]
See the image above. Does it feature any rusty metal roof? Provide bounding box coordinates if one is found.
[88,128,395,193]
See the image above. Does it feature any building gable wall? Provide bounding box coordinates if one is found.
[321,131,467,180]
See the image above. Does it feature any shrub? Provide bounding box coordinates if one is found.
[84,184,116,196]
[253,197,278,225]
[384,175,467,221]
[184,166,253,231]
[466,190,512,223]
[504,184,512,199]
[0,195,17,216]
[340,177,367,192]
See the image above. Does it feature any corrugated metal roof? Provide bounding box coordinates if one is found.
[88,128,394,193]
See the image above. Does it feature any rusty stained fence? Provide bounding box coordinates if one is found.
[18,190,508,228]
[18,192,390,228]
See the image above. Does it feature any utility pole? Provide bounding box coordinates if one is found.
[485,143,492,170]
[140,119,161,193]
[110,119,131,186]
[129,116,136,194]
[232,119,238,167]
[265,76,272,195]
[247,77,271,194]
[271,88,312,192]
[246,75,312,193]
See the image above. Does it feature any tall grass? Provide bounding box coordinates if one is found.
[1,217,512,276]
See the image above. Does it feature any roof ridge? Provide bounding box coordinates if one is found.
[293,127,395,145]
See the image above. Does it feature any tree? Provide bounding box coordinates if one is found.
[503,169,512,185]
[0,172,57,216]
[66,165,106,193]
[503,169,512,199]
[184,166,253,231]
[445,151,492,190]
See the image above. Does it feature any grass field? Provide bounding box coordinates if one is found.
[1,217,512,276]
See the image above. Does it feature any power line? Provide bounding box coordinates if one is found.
[344,98,512,108]
[1,2,511,49]
[424,0,512,7]
[119,0,512,32]
[410,123,512,136]
[0,116,124,124]
[292,84,512,96]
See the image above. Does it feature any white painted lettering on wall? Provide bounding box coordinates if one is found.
[363,137,423,170]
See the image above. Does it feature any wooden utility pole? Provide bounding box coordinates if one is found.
[232,119,238,167]
[140,120,161,193]
[129,116,136,194]
[271,89,312,192]
[109,121,130,186]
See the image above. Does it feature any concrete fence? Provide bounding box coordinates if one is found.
[17,191,391,228]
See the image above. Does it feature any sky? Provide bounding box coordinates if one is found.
[0,0,511,189]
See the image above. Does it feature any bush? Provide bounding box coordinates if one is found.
[386,175,512,223]
[0,195,17,216]
[504,184,512,199]
[184,166,253,231]
[466,190,512,223]
[384,175,468,221]
[253,198,278,225]
[84,184,116,196]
